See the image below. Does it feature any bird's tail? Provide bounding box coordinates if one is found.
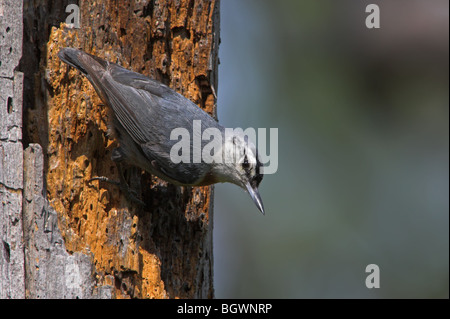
[58,47,109,76]
[58,47,115,104]
[58,48,88,74]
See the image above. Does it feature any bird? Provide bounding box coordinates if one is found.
[58,48,265,214]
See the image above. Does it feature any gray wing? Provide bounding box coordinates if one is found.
[101,63,222,184]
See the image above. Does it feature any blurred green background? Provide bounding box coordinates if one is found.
[213,0,449,298]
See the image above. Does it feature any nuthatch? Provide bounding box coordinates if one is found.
[58,48,264,214]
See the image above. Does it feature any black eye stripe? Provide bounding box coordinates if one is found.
[242,155,250,169]
[253,154,264,187]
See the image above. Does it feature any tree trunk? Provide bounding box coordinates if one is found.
[0,0,25,299]
[1,0,219,299]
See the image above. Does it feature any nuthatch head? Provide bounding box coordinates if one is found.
[58,48,265,214]
[213,134,264,214]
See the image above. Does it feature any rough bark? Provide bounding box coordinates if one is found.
[1,0,219,299]
[22,143,112,298]
[0,0,25,299]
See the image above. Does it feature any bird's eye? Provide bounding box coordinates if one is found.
[242,155,250,170]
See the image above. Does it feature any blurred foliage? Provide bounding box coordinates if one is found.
[214,0,449,298]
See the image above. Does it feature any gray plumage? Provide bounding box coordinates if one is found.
[58,48,264,214]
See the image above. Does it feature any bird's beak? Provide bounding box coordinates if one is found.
[246,182,265,215]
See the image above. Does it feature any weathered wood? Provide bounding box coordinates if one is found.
[0,143,25,299]
[0,179,24,299]
[0,0,25,299]
[0,0,23,79]
[0,72,23,142]
[19,0,219,298]
[23,144,113,298]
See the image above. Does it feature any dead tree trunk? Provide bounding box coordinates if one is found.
[0,0,25,299]
[1,0,219,299]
